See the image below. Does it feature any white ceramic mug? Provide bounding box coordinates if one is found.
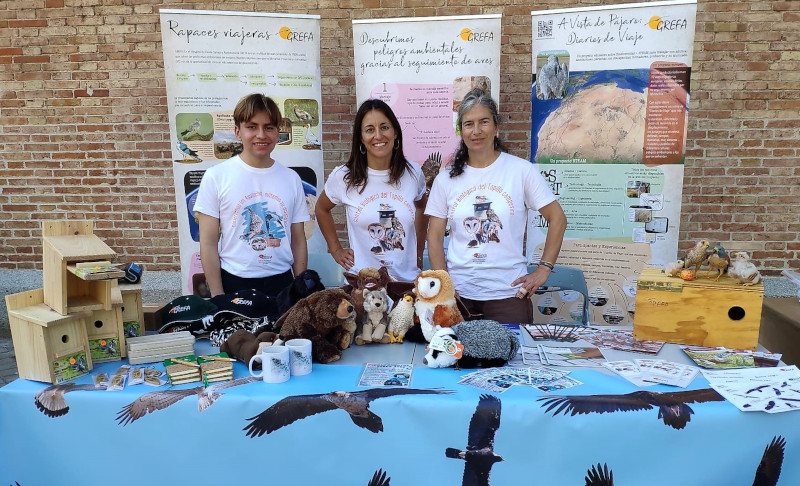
[285,338,313,376]
[248,345,290,383]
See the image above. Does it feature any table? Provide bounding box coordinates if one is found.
[1,331,798,485]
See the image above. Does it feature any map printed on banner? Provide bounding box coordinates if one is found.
[160,10,325,294]
[528,1,698,327]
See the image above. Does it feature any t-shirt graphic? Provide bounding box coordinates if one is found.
[239,202,286,251]
[367,203,406,255]
[462,195,503,249]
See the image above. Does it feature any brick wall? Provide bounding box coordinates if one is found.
[1,0,798,275]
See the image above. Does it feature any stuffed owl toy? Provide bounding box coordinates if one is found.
[414,270,464,342]
[387,295,415,343]
[729,251,762,286]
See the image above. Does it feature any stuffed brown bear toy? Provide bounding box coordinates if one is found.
[220,330,279,369]
[274,288,357,364]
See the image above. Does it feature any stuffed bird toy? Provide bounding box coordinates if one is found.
[705,244,730,281]
[414,270,464,342]
[683,240,710,273]
[664,260,684,278]
[729,251,762,286]
[387,295,415,343]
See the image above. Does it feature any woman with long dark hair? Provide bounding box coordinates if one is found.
[316,99,427,281]
[425,88,567,323]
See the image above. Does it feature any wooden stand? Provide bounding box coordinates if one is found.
[5,289,94,384]
[634,267,764,350]
[42,220,122,315]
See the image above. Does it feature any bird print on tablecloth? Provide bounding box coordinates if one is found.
[445,394,504,486]
[582,435,785,486]
[116,376,259,426]
[293,104,314,123]
[537,388,725,430]
[683,240,709,273]
[421,151,442,195]
[705,244,730,281]
[242,388,454,437]
[367,469,391,486]
[34,383,106,418]
[180,117,201,137]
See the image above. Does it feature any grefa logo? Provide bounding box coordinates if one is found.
[458,27,494,42]
[647,15,688,31]
[278,26,314,42]
[232,298,253,306]
[169,305,191,314]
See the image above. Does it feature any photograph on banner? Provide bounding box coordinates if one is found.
[527,1,698,326]
[160,10,324,294]
[353,15,501,174]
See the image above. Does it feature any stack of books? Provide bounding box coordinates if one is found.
[126,332,195,365]
[198,353,235,384]
[164,355,202,385]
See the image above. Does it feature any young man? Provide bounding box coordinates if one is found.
[194,94,309,297]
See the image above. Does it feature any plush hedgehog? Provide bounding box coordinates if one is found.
[422,320,520,369]
[414,269,464,342]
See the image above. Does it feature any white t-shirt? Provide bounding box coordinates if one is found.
[193,156,310,278]
[425,152,556,300]
[324,162,426,281]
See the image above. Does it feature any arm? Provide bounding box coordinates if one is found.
[511,200,567,295]
[314,190,353,270]
[414,194,429,270]
[197,212,225,297]
[426,216,448,271]
[290,221,308,276]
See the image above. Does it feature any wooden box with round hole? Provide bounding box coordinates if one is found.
[85,304,126,363]
[5,288,94,384]
[633,267,763,350]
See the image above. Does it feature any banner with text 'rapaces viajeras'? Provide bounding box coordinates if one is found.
[528,1,697,326]
[160,9,323,294]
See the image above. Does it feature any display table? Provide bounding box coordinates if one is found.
[1,334,798,485]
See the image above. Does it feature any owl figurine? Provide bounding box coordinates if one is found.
[413,270,464,342]
[729,251,762,286]
[387,295,415,343]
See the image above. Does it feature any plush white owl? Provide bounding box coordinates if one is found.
[413,270,464,342]
[387,295,415,343]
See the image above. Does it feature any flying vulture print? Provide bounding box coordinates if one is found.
[583,435,785,486]
[445,394,504,486]
[243,388,454,437]
[537,388,725,430]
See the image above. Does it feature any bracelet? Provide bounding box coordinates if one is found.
[537,260,555,270]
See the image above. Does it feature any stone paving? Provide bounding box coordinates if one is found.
[0,338,18,387]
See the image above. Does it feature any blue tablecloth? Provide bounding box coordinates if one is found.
[1,339,797,485]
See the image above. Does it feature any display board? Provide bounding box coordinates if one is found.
[528,0,698,326]
[353,15,502,168]
[160,9,324,294]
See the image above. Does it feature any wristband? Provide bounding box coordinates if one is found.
[538,260,555,270]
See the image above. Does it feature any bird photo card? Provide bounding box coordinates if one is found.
[458,368,517,393]
[358,363,412,387]
[538,345,606,368]
[602,360,655,387]
[576,328,664,355]
[680,345,781,369]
